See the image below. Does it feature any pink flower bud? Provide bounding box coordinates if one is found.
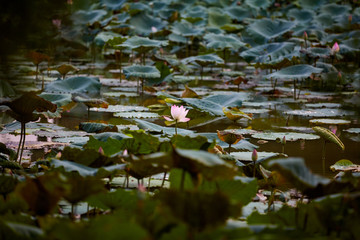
[252,149,258,162]
[282,136,286,145]
[332,42,340,53]
[303,31,308,39]
[98,147,104,155]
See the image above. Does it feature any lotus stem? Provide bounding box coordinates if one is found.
[322,140,326,175]
[147,177,151,191]
[293,79,297,100]
[180,169,185,191]
[16,123,24,162]
[253,162,256,178]
[18,122,26,164]
[161,172,166,188]
[175,120,178,136]
[228,144,231,154]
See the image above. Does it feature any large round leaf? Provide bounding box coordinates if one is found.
[44,76,102,94]
[248,19,296,40]
[100,0,126,10]
[245,0,272,9]
[129,12,167,36]
[182,53,224,65]
[123,65,160,78]
[240,42,296,63]
[204,33,246,51]
[320,3,351,16]
[71,10,107,25]
[297,0,326,10]
[171,21,204,37]
[120,36,168,51]
[251,132,319,141]
[265,64,323,79]
[287,8,314,22]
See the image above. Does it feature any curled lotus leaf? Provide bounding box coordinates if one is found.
[248,19,296,40]
[312,126,345,151]
[120,36,168,51]
[223,107,252,121]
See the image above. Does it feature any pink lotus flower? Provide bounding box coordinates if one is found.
[163,105,190,123]
[252,149,258,162]
[332,42,340,53]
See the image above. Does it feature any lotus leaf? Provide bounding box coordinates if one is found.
[114,112,159,118]
[297,0,326,9]
[245,0,272,9]
[182,53,224,65]
[344,128,360,134]
[321,3,351,16]
[251,132,319,141]
[174,148,238,181]
[38,93,72,107]
[129,12,167,35]
[225,6,251,21]
[0,80,15,98]
[305,103,341,108]
[90,105,148,113]
[134,119,194,136]
[287,8,314,22]
[71,10,107,25]
[79,122,118,133]
[120,36,168,51]
[87,188,137,211]
[330,159,360,172]
[51,159,126,177]
[248,19,296,40]
[171,21,204,37]
[268,157,330,192]
[285,109,354,117]
[100,0,126,10]
[309,118,351,125]
[123,65,161,79]
[208,7,232,28]
[240,42,296,63]
[204,33,245,51]
[231,151,286,162]
[265,64,323,79]
[45,76,102,94]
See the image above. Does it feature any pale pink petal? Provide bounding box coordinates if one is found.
[178,117,190,123]
[163,115,174,121]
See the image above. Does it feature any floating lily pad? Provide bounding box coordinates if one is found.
[103,92,139,98]
[53,136,89,145]
[265,64,323,80]
[305,103,342,108]
[134,119,194,136]
[123,65,161,79]
[251,132,320,141]
[33,129,91,138]
[330,159,360,172]
[309,119,351,125]
[90,105,148,113]
[241,108,271,114]
[45,76,102,94]
[114,112,159,119]
[285,109,354,117]
[344,128,360,134]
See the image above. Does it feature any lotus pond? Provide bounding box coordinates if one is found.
[1,0,360,239]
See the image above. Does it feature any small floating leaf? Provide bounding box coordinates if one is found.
[312,126,345,151]
[330,159,360,172]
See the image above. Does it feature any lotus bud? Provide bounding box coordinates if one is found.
[55,151,62,159]
[303,31,308,40]
[123,149,128,156]
[281,136,286,145]
[98,147,104,155]
[349,14,352,24]
[332,42,340,53]
[151,26,158,33]
[252,149,258,162]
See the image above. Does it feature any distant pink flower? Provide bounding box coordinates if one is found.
[98,147,104,155]
[52,19,61,29]
[332,42,340,53]
[163,105,190,123]
[151,26,158,33]
[303,31,308,39]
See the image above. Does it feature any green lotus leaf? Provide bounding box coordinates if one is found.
[231,151,285,163]
[340,38,360,53]
[265,64,322,79]
[320,3,351,16]
[245,0,273,9]
[182,5,207,22]
[208,7,232,28]
[204,33,246,51]
[296,0,326,9]
[240,42,296,63]
[123,65,160,79]
[309,118,351,125]
[5,222,44,239]
[114,112,159,119]
[120,36,168,51]
[171,21,205,37]
[44,76,102,94]
[129,12,167,36]
[134,119,194,136]
[251,131,319,141]
[344,128,360,134]
[38,93,72,107]
[127,152,173,179]
[181,53,224,66]
[315,13,334,27]
[79,122,118,133]
[71,10,107,25]
[330,159,360,172]
[248,18,296,40]
[87,188,137,211]
[168,33,188,43]
[302,47,331,58]
[90,105,148,113]
[268,157,331,193]
[51,159,126,177]
[285,109,354,117]
[225,6,251,21]
[0,80,16,98]
[174,148,238,181]
[287,8,314,22]
[100,0,126,10]
[305,103,341,108]
[94,31,122,47]
[181,93,247,115]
